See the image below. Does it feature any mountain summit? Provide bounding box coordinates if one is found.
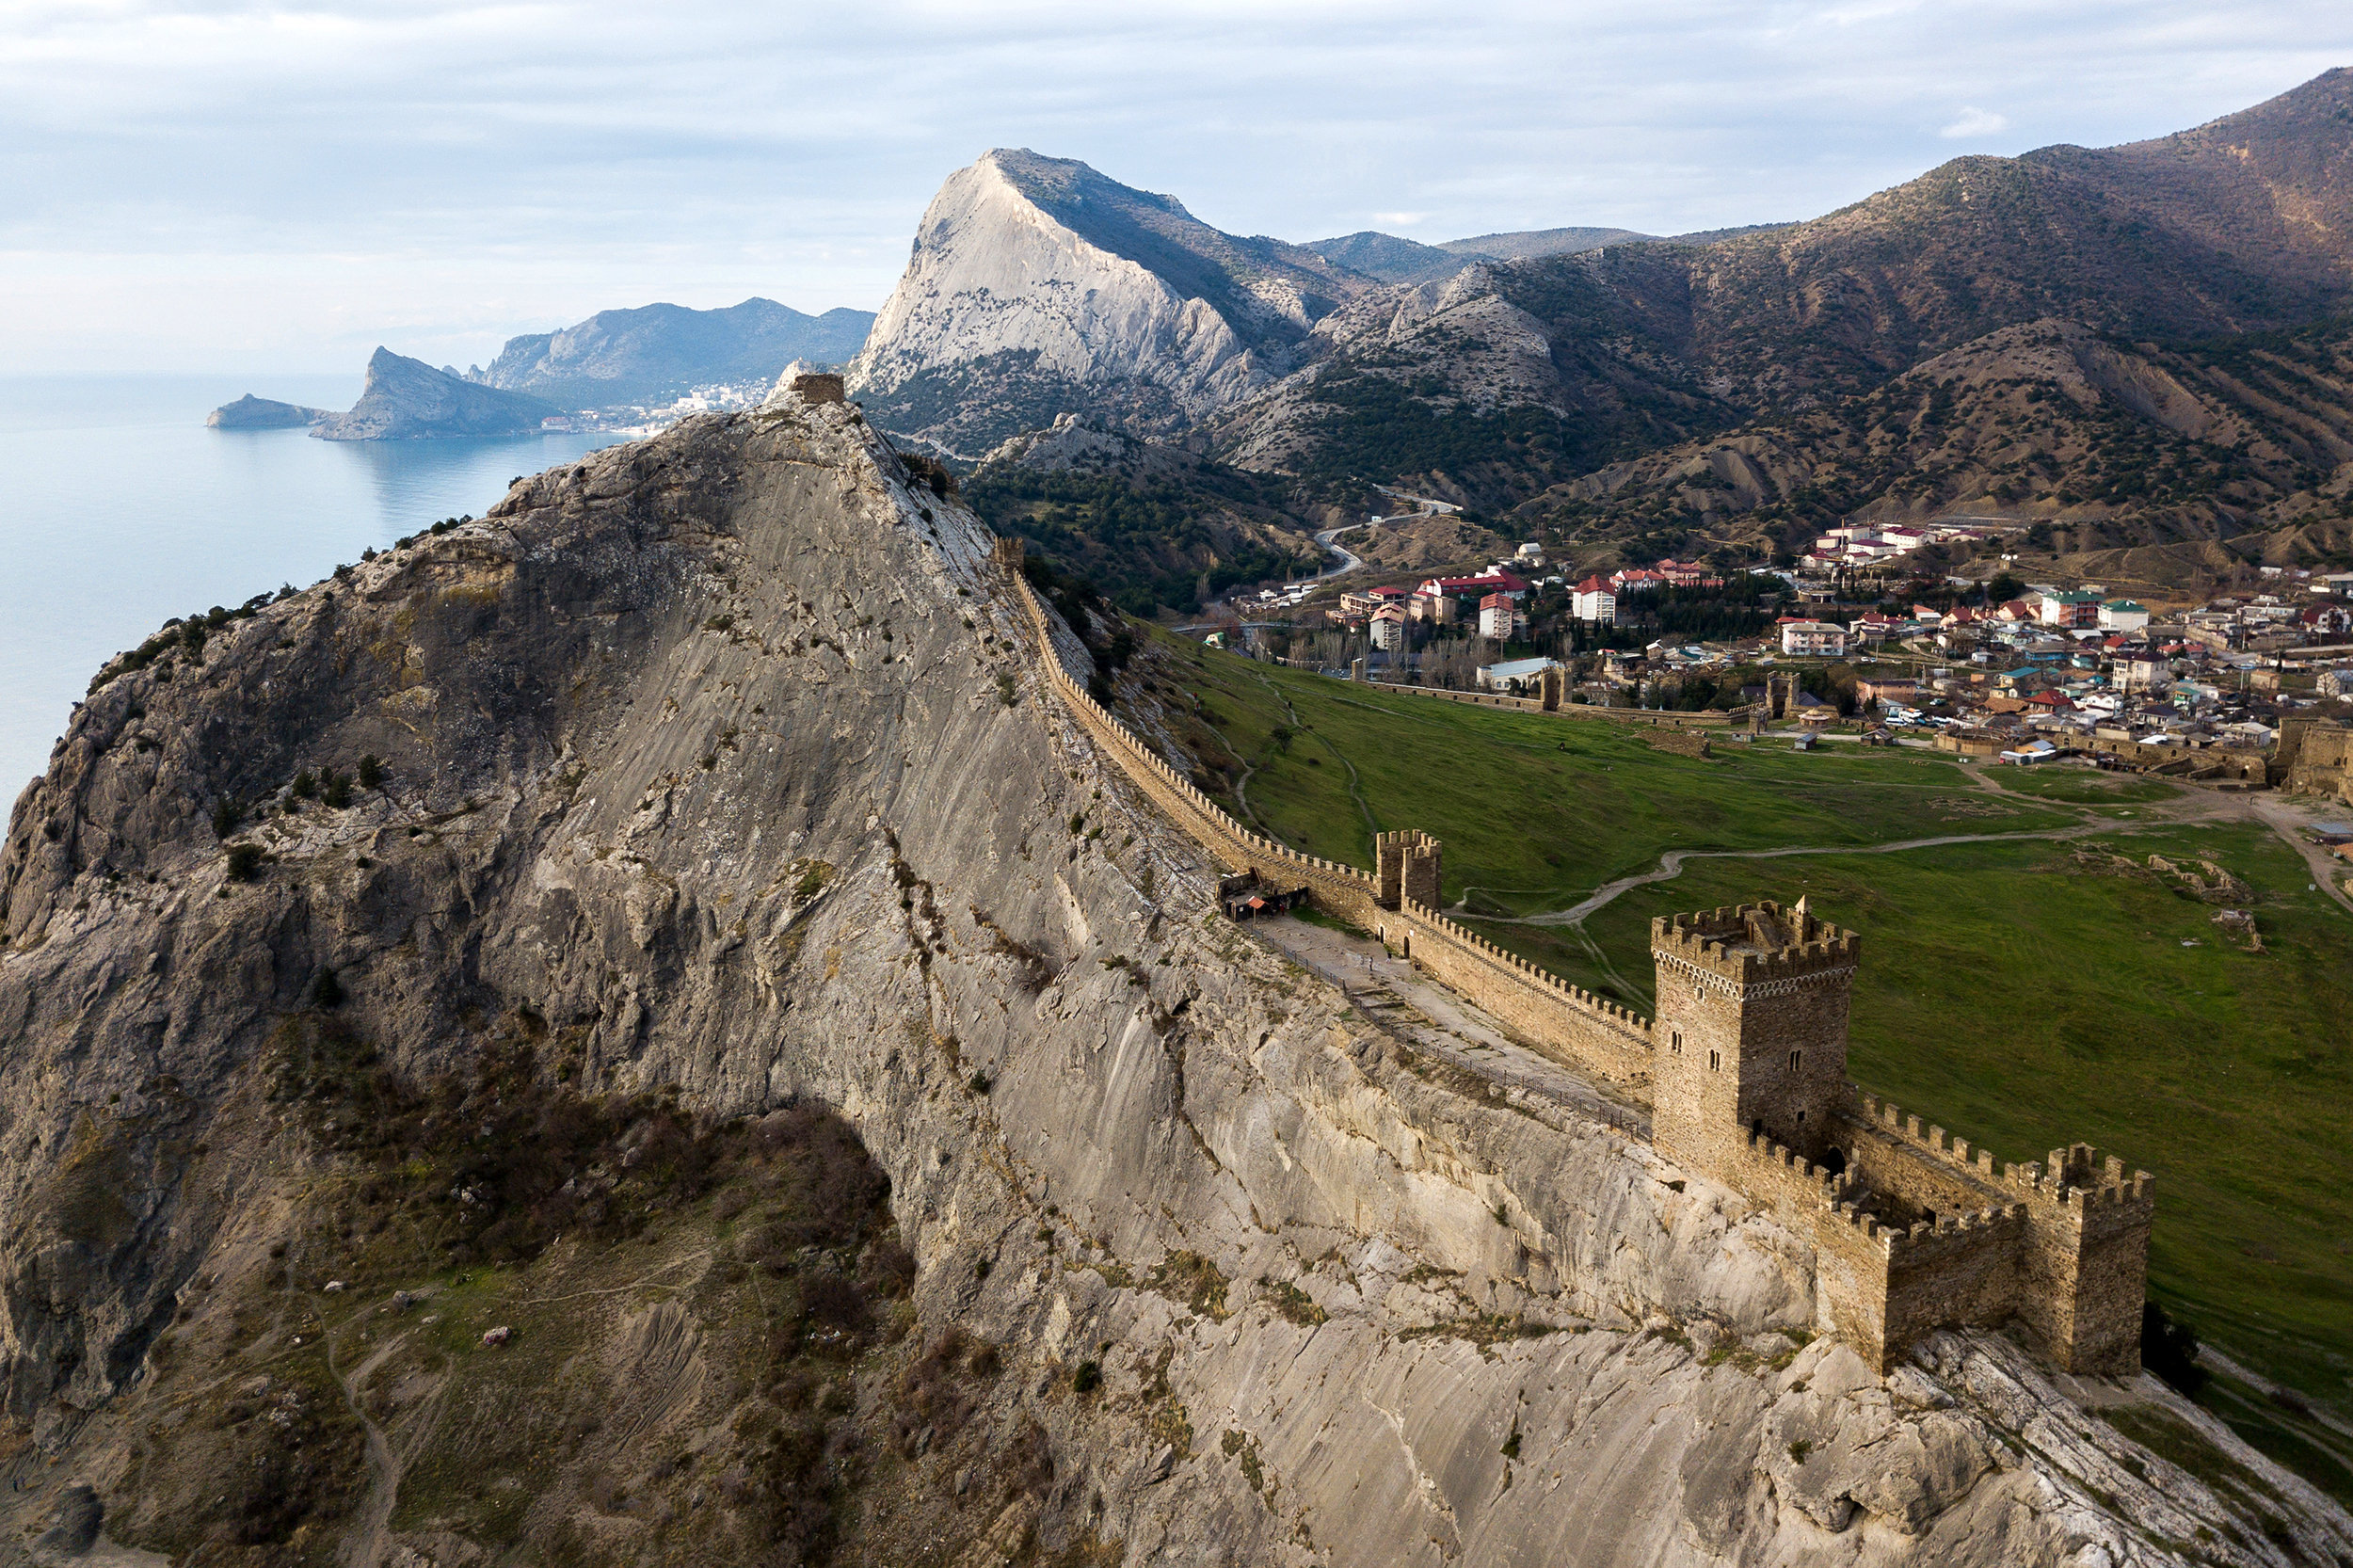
[848,150,1375,455]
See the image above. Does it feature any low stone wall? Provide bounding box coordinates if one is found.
[2101,736,2269,782]
[1367,681,1744,729]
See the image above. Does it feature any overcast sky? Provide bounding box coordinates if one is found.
[4,1,2347,376]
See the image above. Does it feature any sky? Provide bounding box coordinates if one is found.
[4,1,2349,377]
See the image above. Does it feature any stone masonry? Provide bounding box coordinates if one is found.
[1000,552,2153,1377]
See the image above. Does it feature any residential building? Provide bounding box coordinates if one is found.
[1478,656,1563,693]
[1572,576,1617,625]
[1408,590,1455,625]
[2041,591,2103,629]
[1339,584,1410,617]
[1415,570,1531,603]
[2099,600,2151,632]
[1369,604,1407,651]
[1780,619,1850,657]
[1479,592,1527,640]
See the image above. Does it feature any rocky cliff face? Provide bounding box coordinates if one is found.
[3,395,2347,1567]
[848,151,1372,456]
[312,348,560,440]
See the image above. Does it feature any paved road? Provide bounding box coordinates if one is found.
[1313,521,1368,579]
[1370,483,1460,517]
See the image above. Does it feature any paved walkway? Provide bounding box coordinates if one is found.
[1247,913,1650,1139]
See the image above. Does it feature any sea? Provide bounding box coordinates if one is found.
[0,376,635,801]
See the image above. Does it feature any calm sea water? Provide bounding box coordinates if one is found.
[0,376,632,799]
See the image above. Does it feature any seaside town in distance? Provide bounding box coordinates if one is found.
[1192,514,2353,792]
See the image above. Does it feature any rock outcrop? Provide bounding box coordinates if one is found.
[849,150,1373,456]
[312,347,560,440]
[202,394,328,430]
[3,394,2348,1566]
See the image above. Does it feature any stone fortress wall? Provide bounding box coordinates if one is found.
[1365,680,1741,729]
[997,541,2152,1375]
[2278,718,2353,803]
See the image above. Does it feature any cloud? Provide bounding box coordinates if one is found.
[1,1,2348,372]
[1940,105,2011,138]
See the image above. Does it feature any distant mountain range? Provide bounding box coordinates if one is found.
[847,69,2353,594]
[464,298,873,409]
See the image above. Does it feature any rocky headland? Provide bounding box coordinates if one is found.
[312,347,561,440]
[203,394,328,430]
[2,388,2347,1567]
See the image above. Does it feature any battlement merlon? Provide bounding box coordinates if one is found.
[1650,901,1861,985]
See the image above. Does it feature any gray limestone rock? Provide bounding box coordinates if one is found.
[1,403,2347,1566]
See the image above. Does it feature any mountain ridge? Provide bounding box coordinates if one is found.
[1206,68,2353,517]
[470,297,874,408]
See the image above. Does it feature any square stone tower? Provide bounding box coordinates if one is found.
[1650,900,1859,1173]
[1376,831,1442,909]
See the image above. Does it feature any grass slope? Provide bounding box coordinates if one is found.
[1138,632,2353,1496]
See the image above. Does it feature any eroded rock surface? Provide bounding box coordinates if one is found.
[3,395,2346,1566]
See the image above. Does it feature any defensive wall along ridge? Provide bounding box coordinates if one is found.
[994,540,2153,1375]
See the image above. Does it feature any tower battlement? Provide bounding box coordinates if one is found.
[1375,829,1442,910]
[1651,901,1860,986]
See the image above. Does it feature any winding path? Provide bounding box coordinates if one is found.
[1499,822,2111,929]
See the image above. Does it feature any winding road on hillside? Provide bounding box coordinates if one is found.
[1312,521,1368,579]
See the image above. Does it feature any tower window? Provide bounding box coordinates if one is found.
[1670,1029,1682,1055]
[1708,1049,1721,1072]
[1789,1049,1802,1071]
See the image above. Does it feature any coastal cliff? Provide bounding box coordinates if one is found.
[2,395,2345,1567]
[312,347,560,440]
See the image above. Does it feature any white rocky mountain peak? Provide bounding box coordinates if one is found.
[848,149,1373,455]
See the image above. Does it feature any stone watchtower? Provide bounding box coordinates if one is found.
[1650,900,1859,1173]
[1376,831,1442,910]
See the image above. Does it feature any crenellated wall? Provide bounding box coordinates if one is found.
[1002,553,1655,1092]
[999,549,2153,1378]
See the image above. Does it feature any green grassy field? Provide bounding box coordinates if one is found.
[1137,632,2353,1496]
[1146,631,2078,918]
